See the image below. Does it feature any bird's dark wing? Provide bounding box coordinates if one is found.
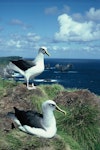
[14,107,44,129]
[27,60,36,67]
[11,60,36,71]
[25,111,44,128]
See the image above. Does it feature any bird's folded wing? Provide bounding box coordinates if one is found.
[14,107,44,129]
[11,60,36,71]
[25,111,44,129]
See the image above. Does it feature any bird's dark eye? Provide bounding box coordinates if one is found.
[49,104,55,107]
[42,48,46,54]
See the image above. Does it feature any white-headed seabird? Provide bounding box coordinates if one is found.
[7,100,66,138]
[8,47,50,90]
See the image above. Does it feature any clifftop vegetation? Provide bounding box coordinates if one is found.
[0,78,100,150]
[0,56,22,66]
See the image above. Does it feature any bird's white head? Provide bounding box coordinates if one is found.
[42,100,66,115]
[39,46,50,56]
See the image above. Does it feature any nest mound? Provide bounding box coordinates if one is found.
[54,89,100,108]
[0,84,44,131]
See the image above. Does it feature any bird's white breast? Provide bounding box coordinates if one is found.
[25,61,44,78]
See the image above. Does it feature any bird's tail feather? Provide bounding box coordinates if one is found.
[9,62,25,76]
[7,112,16,120]
[13,107,20,113]
[7,112,21,126]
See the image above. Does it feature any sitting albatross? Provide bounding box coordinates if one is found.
[7,100,66,138]
[8,46,50,90]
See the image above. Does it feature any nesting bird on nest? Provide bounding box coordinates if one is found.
[8,46,50,90]
[7,100,66,138]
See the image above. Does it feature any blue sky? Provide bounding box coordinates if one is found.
[0,0,100,58]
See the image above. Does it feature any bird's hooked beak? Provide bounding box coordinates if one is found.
[56,105,66,115]
[45,50,50,56]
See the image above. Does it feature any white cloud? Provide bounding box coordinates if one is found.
[62,5,70,13]
[72,13,83,21]
[54,13,100,42]
[45,5,70,15]
[9,19,32,30]
[10,19,24,26]
[7,39,21,48]
[27,32,41,42]
[0,31,41,56]
[83,46,91,52]
[45,6,58,15]
[52,45,58,51]
[51,45,70,52]
[86,8,100,21]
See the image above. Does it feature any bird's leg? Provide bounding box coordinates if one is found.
[26,79,30,89]
[27,79,33,90]
[27,79,36,90]
[31,83,36,89]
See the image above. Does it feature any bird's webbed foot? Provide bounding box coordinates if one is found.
[27,83,36,90]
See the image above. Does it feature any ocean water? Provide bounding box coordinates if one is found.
[33,59,100,95]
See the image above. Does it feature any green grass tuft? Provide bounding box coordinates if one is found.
[40,84,64,99]
[58,98,100,150]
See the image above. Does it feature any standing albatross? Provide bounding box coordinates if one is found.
[8,46,50,90]
[7,100,66,138]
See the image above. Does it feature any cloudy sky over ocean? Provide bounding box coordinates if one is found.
[0,0,100,58]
